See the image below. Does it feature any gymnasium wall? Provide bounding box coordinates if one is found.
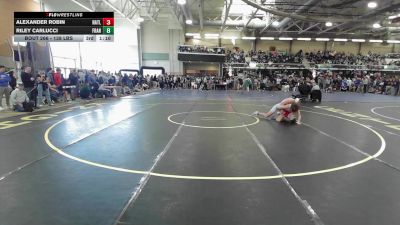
[141,21,184,74]
[184,62,219,72]
[327,42,359,54]
[0,0,40,67]
[292,41,325,53]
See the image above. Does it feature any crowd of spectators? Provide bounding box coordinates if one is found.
[225,49,393,67]
[313,71,399,95]
[305,51,386,66]
[220,70,400,96]
[178,45,397,68]
[226,50,303,64]
[0,65,167,112]
[1,63,399,113]
[178,45,225,54]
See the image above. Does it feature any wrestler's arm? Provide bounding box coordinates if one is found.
[295,110,301,124]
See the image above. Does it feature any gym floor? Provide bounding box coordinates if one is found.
[0,90,399,225]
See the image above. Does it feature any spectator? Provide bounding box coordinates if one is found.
[45,68,54,85]
[310,81,322,102]
[362,76,369,93]
[53,68,63,88]
[325,76,332,93]
[69,70,79,100]
[36,72,53,107]
[354,77,362,93]
[341,79,348,92]
[90,81,99,98]
[10,83,33,112]
[393,77,399,96]
[79,84,91,99]
[53,68,71,102]
[385,78,393,95]
[346,77,353,92]
[0,65,11,110]
[21,66,38,108]
[9,71,17,90]
[98,82,111,98]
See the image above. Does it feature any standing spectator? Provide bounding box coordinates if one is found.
[355,77,362,93]
[45,68,54,85]
[346,77,352,92]
[362,76,369,93]
[90,81,99,98]
[108,75,116,86]
[69,70,79,100]
[53,68,70,101]
[393,77,399,96]
[9,71,17,90]
[341,79,348,92]
[21,66,38,108]
[52,68,63,88]
[325,76,331,93]
[385,78,393,95]
[36,72,53,107]
[0,65,11,110]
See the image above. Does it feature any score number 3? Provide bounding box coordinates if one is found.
[102,18,114,26]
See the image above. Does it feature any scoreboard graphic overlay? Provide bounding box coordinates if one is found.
[14,12,114,42]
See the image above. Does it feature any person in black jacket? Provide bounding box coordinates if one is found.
[69,70,79,100]
[20,66,38,108]
[9,71,17,90]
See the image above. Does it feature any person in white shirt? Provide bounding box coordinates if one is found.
[10,83,31,112]
[347,78,352,91]
[362,76,369,93]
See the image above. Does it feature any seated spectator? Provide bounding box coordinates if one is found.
[298,82,312,98]
[49,84,61,102]
[79,84,91,99]
[311,81,320,91]
[310,81,322,102]
[10,83,33,112]
[98,82,111,98]
[62,77,72,102]
[142,83,149,90]
[133,83,142,92]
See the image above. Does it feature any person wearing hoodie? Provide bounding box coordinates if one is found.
[10,83,32,112]
[0,65,11,110]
